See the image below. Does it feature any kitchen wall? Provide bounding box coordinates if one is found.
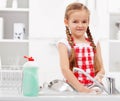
[29,38,64,86]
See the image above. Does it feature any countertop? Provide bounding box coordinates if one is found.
[0,93,120,101]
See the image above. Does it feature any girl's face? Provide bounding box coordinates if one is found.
[65,10,89,39]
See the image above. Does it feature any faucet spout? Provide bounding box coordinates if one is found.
[73,67,110,94]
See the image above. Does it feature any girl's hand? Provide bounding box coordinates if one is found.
[94,74,104,83]
[90,87,102,94]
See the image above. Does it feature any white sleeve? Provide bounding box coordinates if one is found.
[56,38,71,56]
[57,38,70,48]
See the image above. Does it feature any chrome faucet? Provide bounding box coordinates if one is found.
[73,67,110,94]
[106,77,120,94]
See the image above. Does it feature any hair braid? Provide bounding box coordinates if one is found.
[86,27,101,74]
[65,26,77,70]
[66,26,74,48]
[86,27,96,52]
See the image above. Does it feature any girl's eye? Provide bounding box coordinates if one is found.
[72,20,88,23]
[82,20,87,23]
[73,20,78,23]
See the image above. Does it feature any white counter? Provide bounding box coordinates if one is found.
[0,94,120,101]
[0,86,120,101]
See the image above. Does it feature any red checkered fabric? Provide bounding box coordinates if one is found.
[73,43,95,86]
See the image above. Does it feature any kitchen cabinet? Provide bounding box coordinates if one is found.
[0,0,29,68]
[108,0,120,72]
[0,0,29,96]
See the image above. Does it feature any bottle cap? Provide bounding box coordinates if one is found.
[24,56,34,61]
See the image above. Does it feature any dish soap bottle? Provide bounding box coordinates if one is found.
[22,56,39,96]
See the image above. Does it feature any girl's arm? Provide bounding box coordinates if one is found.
[58,43,92,93]
[95,42,105,82]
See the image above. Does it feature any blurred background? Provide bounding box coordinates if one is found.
[0,0,120,90]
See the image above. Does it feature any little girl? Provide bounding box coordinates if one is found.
[58,2,105,93]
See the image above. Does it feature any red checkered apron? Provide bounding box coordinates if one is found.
[74,43,95,86]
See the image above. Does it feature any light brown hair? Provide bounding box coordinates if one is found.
[64,2,101,74]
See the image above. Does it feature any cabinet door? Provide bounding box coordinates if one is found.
[29,0,77,38]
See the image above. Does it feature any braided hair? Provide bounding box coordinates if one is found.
[86,27,101,74]
[65,26,77,70]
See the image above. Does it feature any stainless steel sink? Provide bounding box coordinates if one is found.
[39,67,120,96]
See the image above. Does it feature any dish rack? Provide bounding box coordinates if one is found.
[0,69,23,96]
